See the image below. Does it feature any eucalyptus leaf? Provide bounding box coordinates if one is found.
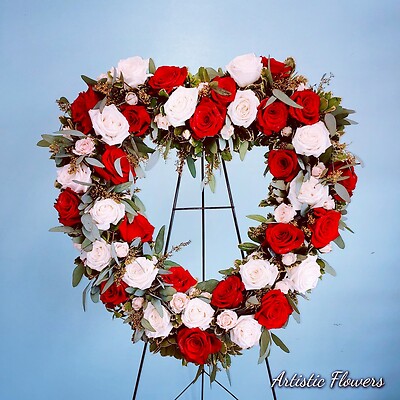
[72,180,94,187]
[209,174,216,193]
[49,226,75,234]
[271,332,290,353]
[145,149,160,171]
[196,279,219,293]
[334,235,345,249]
[86,157,105,168]
[154,225,166,254]
[82,282,91,312]
[133,195,146,212]
[141,318,156,332]
[72,264,85,287]
[114,157,124,177]
[258,329,271,364]
[285,294,300,314]
[101,274,114,294]
[272,89,303,109]
[163,260,181,267]
[265,96,277,108]
[239,141,249,161]
[334,183,351,203]
[324,113,337,135]
[114,181,133,193]
[151,298,164,318]
[149,58,156,74]
[246,214,267,223]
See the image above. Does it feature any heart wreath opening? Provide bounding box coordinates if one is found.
[39,53,359,379]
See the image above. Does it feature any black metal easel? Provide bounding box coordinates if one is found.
[132,154,278,400]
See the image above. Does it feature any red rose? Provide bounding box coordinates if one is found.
[100,280,129,309]
[309,208,341,248]
[70,86,102,134]
[257,98,288,136]
[261,57,292,78]
[177,327,222,365]
[189,97,225,140]
[162,266,197,293]
[328,162,358,201]
[211,275,244,309]
[289,90,320,125]
[210,76,237,105]
[255,289,293,329]
[268,149,300,182]
[94,145,134,185]
[54,188,81,227]
[148,66,188,94]
[263,223,305,255]
[120,104,151,136]
[119,214,154,243]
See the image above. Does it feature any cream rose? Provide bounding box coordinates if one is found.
[281,126,292,137]
[113,241,130,258]
[125,92,138,105]
[181,298,214,330]
[274,203,296,223]
[240,258,278,290]
[297,177,332,209]
[89,198,125,230]
[143,303,173,339]
[131,297,144,311]
[116,56,150,88]
[84,239,111,271]
[220,124,235,140]
[287,255,321,294]
[122,256,159,290]
[274,276,294,294]
[164,86,198,127]
[227,90,260,128]
[154,113,170,130]
[311,162,326,178]
[230,316,262,349]
[56,163,92,193]
[216,310,238,331]
[72,138,95,156]
[169,292,189,313]
[282,252,297,266]
[89,104,130,146]
[226,53,263,87]
[293,121,331,157]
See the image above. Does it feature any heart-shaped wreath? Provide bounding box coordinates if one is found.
[39,53,359,379]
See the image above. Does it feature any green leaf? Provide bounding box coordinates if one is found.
[114,181,133,193]
[37,139,50,147]
[72,264,85,287]
[209,141,218,154]
[149,58,156,74]
[334,235,345,249]
[154,225,166,254]
[324,113,337,135]
[239,141,249,161]
[272,89,303,109]
[258,329,271,364]
[101,274,114,294]
[209,81,232,96]
[114,157,124,177]
[85,157,105,168]
[209,174,216,193]
[141,318,156,332]
[49,226,75,234]
[334,183,351,203]
[193,366,204,384]
[186,156,196,178]
[82,281,91,312]
[81,75,97,86]
[121,198,139,215]
[285,294,300,314]
[196,279,219,293]
[163,260,181,267]
[221,148,232,161]
[133,195,146,212]
[265,96,277,108]
[271,333,290,353]
[246,214,267,223]
[206,67,219,80]
[151,298,164,318]
[319,146,333,163]
[321,259,337,276]
[238,242,258,252]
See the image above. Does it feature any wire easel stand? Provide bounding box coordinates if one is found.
[132,154,278,400]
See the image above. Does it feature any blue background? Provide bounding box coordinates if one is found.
[0,0,399,399]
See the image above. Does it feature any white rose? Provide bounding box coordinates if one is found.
[154,113,170,130]
[132,297,144,311]
[274,203,296,223]
[226,53,263,87]
[143,303,173,339]
[227,90,260,128]
[274,276,294,294]
[73,138,95,156]
[125,92,138,105]
[164,86,198,127]
[281,126,292,137]
[319,244,332,253]
[230,315,262,349]
[57,163,92,193]
[216,310,238,331]
[240,258,279,290]
[84,239,111,271]
[282,252,297,266]
[89,198,125,230]
[220,124,235,140]
[114,241,130,258]
[287,255,321,294]
[311,162,326,178]
[169,292,189,313]
[116,56,150,88]
[181,298,214,330]
[293,121,331,157]
[289,176,334,211]
[89,104,130,146]
[123,256,159,290]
